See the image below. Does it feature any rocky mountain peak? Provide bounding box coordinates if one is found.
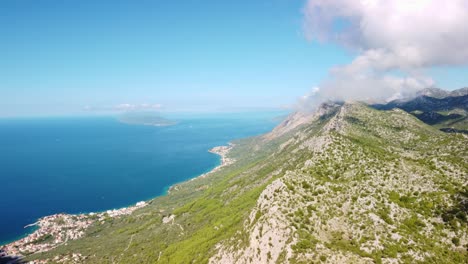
[416,87,450,99]
[264,101,344,140]
[416,87,468,99]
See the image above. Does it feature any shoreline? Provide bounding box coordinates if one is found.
[1,143,234,259]
[169,143,235,194]
[1,202,148,257]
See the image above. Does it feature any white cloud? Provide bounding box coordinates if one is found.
[84,103,163,112]
[114,103,162,111]
[319,71,434,101]
[304,0,468,69]
[301,0,468,108]
[297,86,322,111]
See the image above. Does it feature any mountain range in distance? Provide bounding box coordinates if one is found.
[373,87,468,133]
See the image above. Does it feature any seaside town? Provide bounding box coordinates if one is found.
[208,144,235,171]
[1,201,147,260]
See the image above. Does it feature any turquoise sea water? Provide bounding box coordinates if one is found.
[0,112,284,245]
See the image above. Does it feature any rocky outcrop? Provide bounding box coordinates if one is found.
[264,101,343,140]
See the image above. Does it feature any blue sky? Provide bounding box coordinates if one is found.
[0,0,466,117]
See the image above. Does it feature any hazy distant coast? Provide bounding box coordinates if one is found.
[116,112,177,126]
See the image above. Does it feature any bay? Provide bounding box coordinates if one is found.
[0,112,283,244]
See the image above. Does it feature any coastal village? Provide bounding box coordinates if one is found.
[1,201,147,260]
[208,144,235,171]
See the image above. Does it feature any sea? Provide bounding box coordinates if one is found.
[0,111,285,245]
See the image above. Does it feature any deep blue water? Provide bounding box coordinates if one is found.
[0,112,283,245]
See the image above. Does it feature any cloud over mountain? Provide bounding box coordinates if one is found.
[301,0,468,108]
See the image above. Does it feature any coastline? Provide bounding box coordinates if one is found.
[1,202,148,258]
[207,143,235,172]
[1,143,234,259]
[169,143,235,194]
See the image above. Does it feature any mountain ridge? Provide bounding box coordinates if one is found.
[416,87,468,99]
[372,87,468,132]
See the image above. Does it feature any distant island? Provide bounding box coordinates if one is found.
[117,112,177,126]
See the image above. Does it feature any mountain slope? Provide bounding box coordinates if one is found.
[211,103,467,263]
[18,102,468,263]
